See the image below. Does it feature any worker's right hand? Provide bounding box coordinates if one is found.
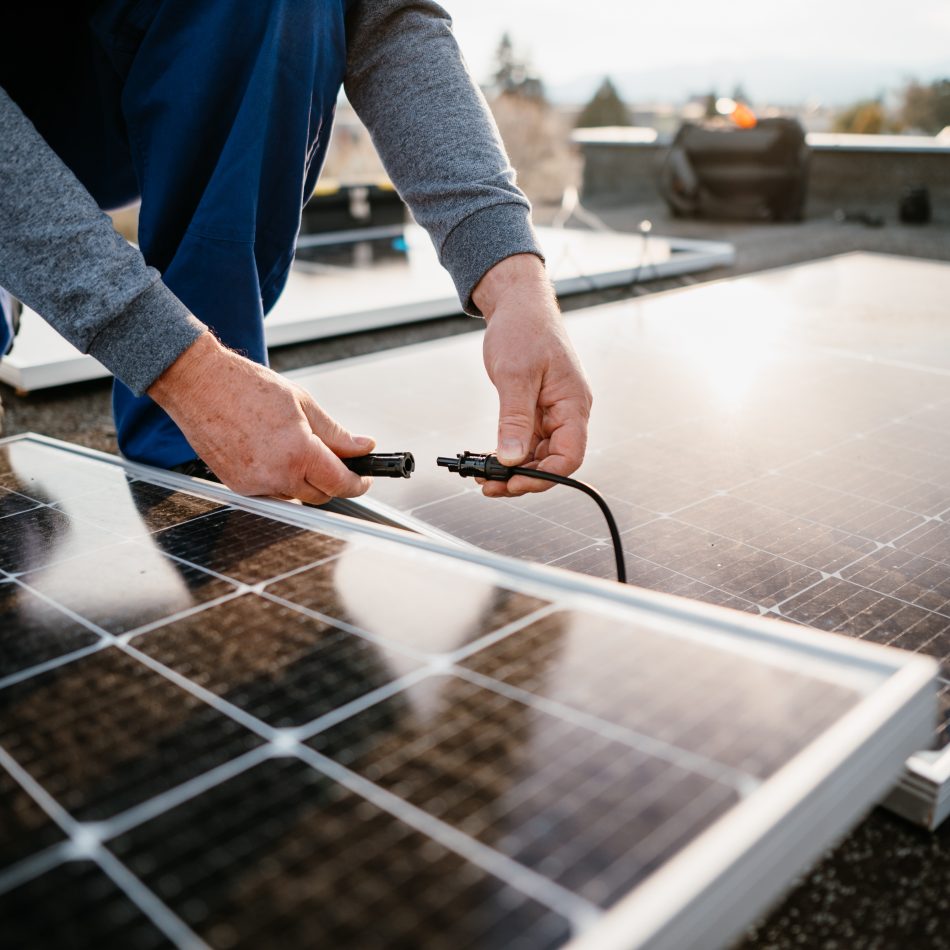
[148,332,374,505]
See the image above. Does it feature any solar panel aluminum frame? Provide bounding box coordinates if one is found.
[0,433,938,950]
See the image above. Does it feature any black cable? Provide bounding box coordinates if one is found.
[436,452,627,584]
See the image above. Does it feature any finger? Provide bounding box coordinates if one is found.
[298,392,375,457]
[281,483,332,506]
[302,435,372,499]
[246,480,332,506]
[536,412,589,479]
[494,372,541,465]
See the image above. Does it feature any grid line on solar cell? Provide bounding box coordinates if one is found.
[808,436,950,492]
[549,545,762,614]
[0,859,174,950]
[620,517,823,607]
[106,757,574,949]
[17,540,240,636]
[129,593,427,729]
[733,473,926,545]
[0,579,103,678]
[0,763,65,874]
[0,505,119,576]
[674,494,879,574]
[0,639,109,695]
[458,610,860,782]
[0,447,126,503]
[0,841,73,901]
[152,507,345,584]
[779,450,950,520]
[114,589,247,643]
[49,481,224,538]
[260,552,550,660]
[775,579,950,743]
[0,647,264,822]
[490,488,654,541]
[892,520,950,568]
[0,488,41,520]
[308,675,741,909]
[839,547,950,618]
[873,421,950,461]
[410,492,594,562]
[455,666,756,794]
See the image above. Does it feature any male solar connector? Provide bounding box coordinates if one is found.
[343,452,415,478]
[436,451,514,480]
[436,452,627,583]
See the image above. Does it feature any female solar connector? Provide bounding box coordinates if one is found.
[343,452,415,478]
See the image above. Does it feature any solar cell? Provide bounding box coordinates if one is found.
[131,594,425,728]
[308,675,741,908]
[153,508,344,585]
[0,434,937,948]
[0,580,100,680]
[288,252,950,826]
[0,861,171,950]
[108,758,572,950]
[0,647,263,821]
[0,765,64,872]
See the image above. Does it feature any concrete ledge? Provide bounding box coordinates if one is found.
[574,127,950,212]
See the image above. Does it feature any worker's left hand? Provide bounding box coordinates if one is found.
[476,254,593,498]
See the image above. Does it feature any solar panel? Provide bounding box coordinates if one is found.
[0,227,734,392]
[0,434,935,949]
[289,251,950,827]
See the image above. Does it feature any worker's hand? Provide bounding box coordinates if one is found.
[148,332,374,504]
[476,254,593,498]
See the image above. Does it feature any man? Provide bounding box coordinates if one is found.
[0,1,591,505]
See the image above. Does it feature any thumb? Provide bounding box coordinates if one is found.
[495,374,539,465]
[298,392,375,457]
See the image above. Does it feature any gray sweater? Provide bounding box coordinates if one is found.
[0,0,541,396]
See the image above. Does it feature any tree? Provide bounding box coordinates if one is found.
[575,77,631,128]
[491,32,545,102]
[833,98,890,134]
[901,78,950,134]
[732,83,751,106]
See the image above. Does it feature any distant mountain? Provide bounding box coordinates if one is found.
[548,58,950,106]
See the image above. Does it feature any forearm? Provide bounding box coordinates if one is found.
[344,0,543,313]
[0,87,205,394]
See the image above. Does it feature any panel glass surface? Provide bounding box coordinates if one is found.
[0,437,922,948]
[292,253,950,744]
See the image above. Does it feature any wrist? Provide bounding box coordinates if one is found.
[147,331,223,408]
[472,253,549,321]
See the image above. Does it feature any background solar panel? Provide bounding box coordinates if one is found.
[0,435,936,947]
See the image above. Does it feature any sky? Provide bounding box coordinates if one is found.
[443,1,950,102]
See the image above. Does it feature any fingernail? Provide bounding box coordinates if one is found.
[355,435,375,448]
[498,438,525,463]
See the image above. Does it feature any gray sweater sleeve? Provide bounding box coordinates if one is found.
[0,88,205,396]
[344,1,544,315]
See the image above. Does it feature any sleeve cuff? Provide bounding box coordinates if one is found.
[439,204,545,316]
[86,278,207,397]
